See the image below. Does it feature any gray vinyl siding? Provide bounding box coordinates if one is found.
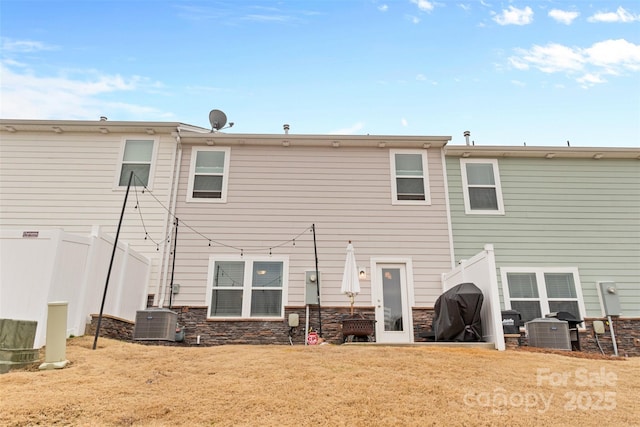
[447,156,640,317]
[170,144,453,308]
[0,131,175,286]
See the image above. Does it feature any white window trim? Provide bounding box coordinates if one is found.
[205,254,289,320]
[186,147,231,203]
[460,158,504,215]
[389,149,431,206]
[113,137,159,190]
[500,267,587,327]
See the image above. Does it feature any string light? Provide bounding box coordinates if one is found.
[129,171,312,256]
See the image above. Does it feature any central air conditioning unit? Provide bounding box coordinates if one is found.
[133,308,178,341]
[525,318,571,350]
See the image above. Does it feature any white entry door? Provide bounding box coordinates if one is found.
[373,263,413,343]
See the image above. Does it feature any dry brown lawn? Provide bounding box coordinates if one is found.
[1,336,638,426]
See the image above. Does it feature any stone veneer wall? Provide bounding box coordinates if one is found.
[504,317,640,357]
[88,310,640,357]
[412,308,435,341]
[172,306,377,346]
[567,318,639,357]
[86,315,134,342]
[90,307,376,346]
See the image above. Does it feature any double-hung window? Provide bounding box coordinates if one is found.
[390,150,430,205]
[116,139,157,188]
[187,147,230,202]
[460,159,504,214]
[207,256,288,319]
[501,267,586,324]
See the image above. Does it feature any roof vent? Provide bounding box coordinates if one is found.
[284,124,290,134]
[100,116,108,121]
[463,131,471,146]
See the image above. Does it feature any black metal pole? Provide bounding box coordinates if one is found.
[168,218,178,308]
[312,223,322,336]
[93,170,133,350]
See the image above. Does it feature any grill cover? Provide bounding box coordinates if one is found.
[433,282,484,341]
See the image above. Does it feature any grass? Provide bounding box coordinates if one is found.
[0,336,638,426]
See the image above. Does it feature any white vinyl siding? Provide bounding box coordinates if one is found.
[172,144,451,307]
[187,147,230,202]
[390,150,431,205]
[207,256,288,319]
[501,267,586,323]
[116,139,157,188]
[447,155,640,317]
[460,159,504,214]
[0,130,178,301]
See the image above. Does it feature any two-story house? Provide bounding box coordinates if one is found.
[1,119,455,345]
[445,144,640,356]
[162,130,454,345]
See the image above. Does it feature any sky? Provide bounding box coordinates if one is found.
[1,0,639,147]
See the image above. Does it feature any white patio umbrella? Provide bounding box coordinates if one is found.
[341,240,361,316]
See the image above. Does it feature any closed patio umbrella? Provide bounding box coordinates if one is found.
[341,241,361,316]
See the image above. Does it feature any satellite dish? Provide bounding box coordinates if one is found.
[209,109,227,131]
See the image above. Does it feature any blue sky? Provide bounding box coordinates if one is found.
[1,1,639,147]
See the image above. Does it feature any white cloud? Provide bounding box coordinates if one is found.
[242,14,292,23]
[401,118,408,126]
[576,73,606,88]
[416,74,427,80]
[0,37,58,53]
[584,39,640,72]
[513,43,585,73]
[508,39,640,86]
[548,9,579,25]
[378,4,388,12]
[329,122,365,135]
[588,7,640,23]
[406,15,420,24]
[493,6,533,26]
[0,61,170,120]
[411,0,434,12]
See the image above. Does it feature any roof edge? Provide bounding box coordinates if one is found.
[445,145,640,160]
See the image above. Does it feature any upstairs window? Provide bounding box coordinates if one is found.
[460,159,504,214]
[187,147,230,202]
[207,257,287,319]
[117,139,156,187]
[501,268,586,324]
[390,150,430,205]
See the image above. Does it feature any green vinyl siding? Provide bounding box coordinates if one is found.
[447,156,640,317]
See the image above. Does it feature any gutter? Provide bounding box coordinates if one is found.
[158,128,183,308]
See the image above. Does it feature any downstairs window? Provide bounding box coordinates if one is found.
[207,256,288,319]
[501,267,586,323]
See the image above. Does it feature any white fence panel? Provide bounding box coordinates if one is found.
[442,244,505,351]
[0,228,150,348]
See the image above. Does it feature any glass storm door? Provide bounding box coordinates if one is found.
[374,264,413,343]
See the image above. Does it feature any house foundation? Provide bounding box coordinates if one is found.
[88,310,640,357]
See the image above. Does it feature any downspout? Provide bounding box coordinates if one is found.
[440,146,456,269]
[158,129,183,308]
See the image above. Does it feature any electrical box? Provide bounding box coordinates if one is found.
[288,313,299,327]
[598,281,621,316]
[592,320,605,334]
[305,271,320,305]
